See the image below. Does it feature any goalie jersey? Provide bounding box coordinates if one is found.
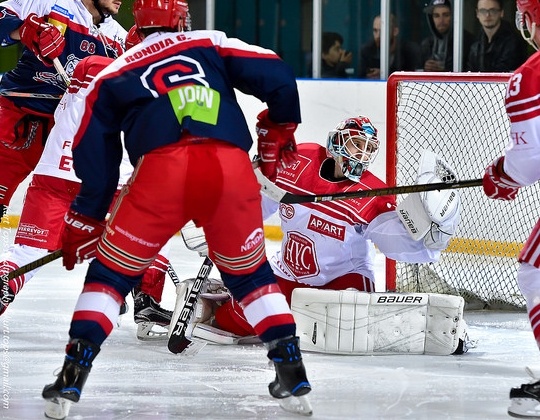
[262,143,443,287]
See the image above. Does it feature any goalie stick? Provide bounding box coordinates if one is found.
[255,167,482,203]
[167,255,214,354]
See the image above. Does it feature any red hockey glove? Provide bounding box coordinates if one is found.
[125,25,143,50]
[19,13,65,66]
[256,109,298,182]
[483,156,521,201]
[61,210,106,270]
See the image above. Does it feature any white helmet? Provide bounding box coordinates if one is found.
[326,116,379,182]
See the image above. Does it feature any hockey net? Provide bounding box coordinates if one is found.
[386,72,540,311]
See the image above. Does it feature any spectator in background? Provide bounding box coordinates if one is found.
[467,0,528,72]
[321,32,353,78]
[358,14,421,79]
[421,0,474,71]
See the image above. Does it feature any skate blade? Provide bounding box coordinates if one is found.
[508,398,540,418]
[278,395,313,416]
[137,322,169,341]
[44,397,72,420]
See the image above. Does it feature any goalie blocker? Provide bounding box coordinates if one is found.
[291,289,467,355]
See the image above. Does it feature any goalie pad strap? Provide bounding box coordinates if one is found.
[291,288,465,355]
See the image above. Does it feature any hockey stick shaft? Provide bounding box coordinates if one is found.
[6,250,62,280]
[53,58,70,87]
[167,263,181,286]
[168,256,213,354]
[0,91,62,100]
[254,168,482,204]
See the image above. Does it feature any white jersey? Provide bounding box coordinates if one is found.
[503,53,540,186]
[264,143,440,287]
[34,56,133,186]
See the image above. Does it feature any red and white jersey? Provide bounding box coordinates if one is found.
[34,55,132,185]
[503,52,540,186]
[264,143,442,286]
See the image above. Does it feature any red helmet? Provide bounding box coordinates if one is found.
[326,116,379,182]
[133,0,191,31]
[516,0,540,49]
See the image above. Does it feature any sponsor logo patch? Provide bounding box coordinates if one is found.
[307,214,345,241]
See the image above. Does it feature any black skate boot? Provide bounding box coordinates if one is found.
[42,339,100,419]
[509,377,540,418]
[133,291,173,340]
[133,291,172,325]
[267,336,312,415]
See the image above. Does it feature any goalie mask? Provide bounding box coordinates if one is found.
[326,116,379,182]
[133,0,191,32]
[516,0,540,50]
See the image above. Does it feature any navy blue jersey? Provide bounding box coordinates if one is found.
[0,0,126,114]
[71,30,301,219]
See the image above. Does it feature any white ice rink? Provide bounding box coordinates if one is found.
[0,232,538,420]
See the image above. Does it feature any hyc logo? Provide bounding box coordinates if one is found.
[283,232,319,279]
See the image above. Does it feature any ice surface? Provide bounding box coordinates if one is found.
[0,233,537,419]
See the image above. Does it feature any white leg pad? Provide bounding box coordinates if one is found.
[291,289,465,355]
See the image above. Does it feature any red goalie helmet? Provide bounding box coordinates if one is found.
[516,0,540,49]
[326,116,379,182]
[133,0,191,32]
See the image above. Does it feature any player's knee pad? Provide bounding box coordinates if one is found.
[87,259,143,297]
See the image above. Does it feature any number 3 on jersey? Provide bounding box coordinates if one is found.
[507,73,522,98]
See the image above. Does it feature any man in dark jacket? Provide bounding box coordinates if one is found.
[359,14,420,79]
[421,0,474,71]
[467,0,528,72]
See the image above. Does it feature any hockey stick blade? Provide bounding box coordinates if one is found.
[254,168,482,204]
[6,250,62,280]
[167,256,214,354]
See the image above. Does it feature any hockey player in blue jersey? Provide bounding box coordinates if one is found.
[41,0,312,418]
[0,0,126,217]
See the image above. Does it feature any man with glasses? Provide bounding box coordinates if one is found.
[467,0,528,71]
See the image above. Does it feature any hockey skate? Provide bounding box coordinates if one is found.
[133,291,173,340]
[42,339,100,420]
[509,367,540,418]
[267,336,313,416]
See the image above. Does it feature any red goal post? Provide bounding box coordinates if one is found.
[385,71,538,310]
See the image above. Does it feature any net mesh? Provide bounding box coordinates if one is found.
[391,76,540,311]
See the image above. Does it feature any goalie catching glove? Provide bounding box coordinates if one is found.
[61,210,106,270]
[19,14,65,66]
[483,156,520,201]
[256,109,298,181]
[397,150,461,250]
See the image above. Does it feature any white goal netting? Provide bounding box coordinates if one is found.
[387,72,540,310]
